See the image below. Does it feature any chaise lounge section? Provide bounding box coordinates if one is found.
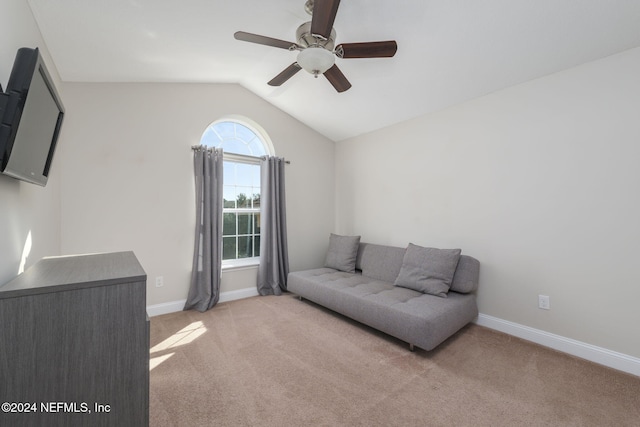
[287,236,480,351]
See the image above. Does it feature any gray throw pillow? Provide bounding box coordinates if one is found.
[324,234,361,273]
[394,243,461,297]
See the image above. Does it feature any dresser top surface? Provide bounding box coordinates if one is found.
[0,251,146,299]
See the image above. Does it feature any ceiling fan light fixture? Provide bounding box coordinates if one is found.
[297,47,335,77]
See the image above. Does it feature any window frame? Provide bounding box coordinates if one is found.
[199,116,273,270]
[221,153,262,269]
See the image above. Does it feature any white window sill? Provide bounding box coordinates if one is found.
[222,258,260,272]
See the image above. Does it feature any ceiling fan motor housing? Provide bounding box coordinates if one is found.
[296,22,335,50]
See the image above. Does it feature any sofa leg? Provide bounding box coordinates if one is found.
[298,296,303,301]
[409,343,415,352]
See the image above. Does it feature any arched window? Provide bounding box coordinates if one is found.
[200,117,273,266]
[200,119,273,157]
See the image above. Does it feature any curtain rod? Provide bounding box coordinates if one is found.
[191,146,290,164]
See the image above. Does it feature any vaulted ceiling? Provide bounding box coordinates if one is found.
[27,0,640,141]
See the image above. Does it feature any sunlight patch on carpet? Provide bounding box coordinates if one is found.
[149,353,175,371]
[150,321,207,353]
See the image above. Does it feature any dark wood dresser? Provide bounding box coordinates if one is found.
[0,251,149,427]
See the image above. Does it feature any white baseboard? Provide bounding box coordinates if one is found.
[146,300,186,317]
[219,287,259,303]
[146,287,259,317]
[476,313,640,377]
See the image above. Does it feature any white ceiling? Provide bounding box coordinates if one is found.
[27,0,640,142]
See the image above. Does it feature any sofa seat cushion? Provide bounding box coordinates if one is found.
[288,268,478,351]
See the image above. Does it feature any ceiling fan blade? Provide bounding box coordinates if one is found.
[268,63,302,86]
[336,41,398,58]
[323,64,351,92]
[234,31,299,50]
[311,0,341,39]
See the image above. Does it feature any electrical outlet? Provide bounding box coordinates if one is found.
[155,276,164,288]
[538,295,550,310]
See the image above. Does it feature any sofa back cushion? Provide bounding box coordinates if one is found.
[356,243,406,283]
[450,255,480,293]
[356,242,480,294]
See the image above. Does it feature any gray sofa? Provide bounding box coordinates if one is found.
[287,239,480,351]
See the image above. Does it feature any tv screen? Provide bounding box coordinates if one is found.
[0,47,65,187]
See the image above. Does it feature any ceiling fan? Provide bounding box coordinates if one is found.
[234,0,398,93]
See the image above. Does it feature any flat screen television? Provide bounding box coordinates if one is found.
[0,47,65,187]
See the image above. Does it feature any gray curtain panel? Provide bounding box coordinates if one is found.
[257,156,290,295]
[184,146,223,312]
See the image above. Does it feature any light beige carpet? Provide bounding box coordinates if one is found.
[149,294,640,426]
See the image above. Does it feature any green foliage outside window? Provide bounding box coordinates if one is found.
[222,192,261,260]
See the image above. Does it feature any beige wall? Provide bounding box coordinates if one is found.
[0,0,63,285]
[335,47,640,358]
[58,82,335,305]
